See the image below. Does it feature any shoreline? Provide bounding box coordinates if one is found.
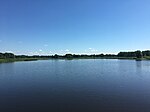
[0,57,150,63]
[0,58,43,63]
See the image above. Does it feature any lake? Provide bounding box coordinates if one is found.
[0,59,150,112]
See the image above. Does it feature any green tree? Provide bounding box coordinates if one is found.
[65,54,73,58]
[54,54,59,58]
[135,50,143,58]
[4,53,15,58]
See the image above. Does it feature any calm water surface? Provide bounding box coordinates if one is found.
[0,59,150,112]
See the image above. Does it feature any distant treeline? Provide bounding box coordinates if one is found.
[0,53,15,59]
[0,50,150,59]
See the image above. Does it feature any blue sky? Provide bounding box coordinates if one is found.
[0,0,150,55]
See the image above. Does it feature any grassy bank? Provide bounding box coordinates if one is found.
[0,56,150,63]
[0,58,39,63]
[144,56,150,60]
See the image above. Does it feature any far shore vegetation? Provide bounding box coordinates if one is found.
[0,50,150,63]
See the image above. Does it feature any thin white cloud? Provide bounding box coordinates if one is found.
[44,44,48,47]
[5,51,14,53]
[91,49,98,52]
[58,49,71,54]
[59,50,64,54]
[89,48,98,52]
[65,49,69,52]
[84,48,99,54]
[39,49,42,52]
[28,52,34,55]
[33,51,39,55]
[65,49,72,54]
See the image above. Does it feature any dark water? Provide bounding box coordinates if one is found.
[0,59,150,112]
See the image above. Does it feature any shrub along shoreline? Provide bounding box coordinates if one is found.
[0,50,150,63]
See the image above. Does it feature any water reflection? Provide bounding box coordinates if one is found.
[0,59,150,112]
[0,63,15,76]
[136,61,142,68]
[136,61,142,78]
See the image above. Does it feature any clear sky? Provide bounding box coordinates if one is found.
[0,0,150,55]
